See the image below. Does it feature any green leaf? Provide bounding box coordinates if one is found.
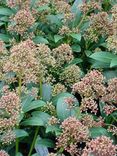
[22,95,34,112]
[0,16,9,22]
[54,35,63,43]
[31,154,39,156]
[0,33,12,42]
[23,100,46,113]
[5,72,16,80]
[19,112,24,122]
[99,102,106,118]
[56,93,79,121]
[71,0,83,27]
[14,129,28,138]
[46,14,63,26]
[91,60,110,69]
[29,22,39,32]
[105,111,117,125]
[46,125,61,136]
[35,137,49,156]
[0,81,4,90]
[0,22,4,26]
[110,58,117,67]
[21,117,44,126]
[32,111,50,125]
[103,70,117,80]
[90,52,115,63]
[71,44,81,52]
[72,0,83,14]
[42,83,52,102]
[52,92,74,105]
[68,58,83,66]
[33,36,49,44]
[90,127,111,138]
[36,5,50,12]
[16,152,23,156]
[0,7,14,16]
[35,137,55,148]
[70,33,81,41]
[85,50,92,57]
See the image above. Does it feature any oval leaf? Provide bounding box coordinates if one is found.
[21,117,44,126]
[14,129,28,138]
[90,127,112,138]
[33,36,49,44]
[110,57,117,67]
[56,93,78,120]
[54,35,63,43]
[0,7,14,16]
[32,111,51,125]
[0,33,12,42]
[71,44,81,52]
[90,52,115,63]
[42,84,52,102]
[23,100,46,113]
[70,33,81,41]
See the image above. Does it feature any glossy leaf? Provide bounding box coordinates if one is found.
[36,5,50,12]
[32,111,51,125]
[0,33,12,42]
[0,7,14,16]
[35,137,55,148]
[42,83,52,102]
[71,0,83,14]
[14,129,28,138]
[71,44,81,52]
[91,60,110,69]
[23,100,46,113]
[0,22,4,26]
[33,36,49,44]
[110,58,117,67]
[21,117,44,126]
[90,52,115,63]
[35,137,49,156]
[22,96,34,112]
[31,154,39,156]
[90,127,112,138]
[56,92,79,120]
[68,58,83,66]
[70,33,81,41]
[16,152,23,156]
[46,125,61,136]
[54,35,63,43]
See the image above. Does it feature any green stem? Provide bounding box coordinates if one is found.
[77,15,85,28]
[18,76,22,96]
[39,80,43,98]
[28,80,42,156]
[111,115,117,122]
[16,138,19,154]
[57,147,64,154]
[16,76,22,154]
[28,127,39,156]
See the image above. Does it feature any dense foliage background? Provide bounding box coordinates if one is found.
[0,0,117,156]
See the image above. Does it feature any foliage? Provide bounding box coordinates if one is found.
[0,0,117,156]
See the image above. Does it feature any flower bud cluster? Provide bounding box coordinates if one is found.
[52,44,74,67]
[60,65,82,87]
[72,70,106,114]
[0,87,20,145]
[82,136,117,156]
[56,117,89,155]
[0,150,9,156]
[102,78,117,105]
[52,83,66,97]
[8,9,35,35]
